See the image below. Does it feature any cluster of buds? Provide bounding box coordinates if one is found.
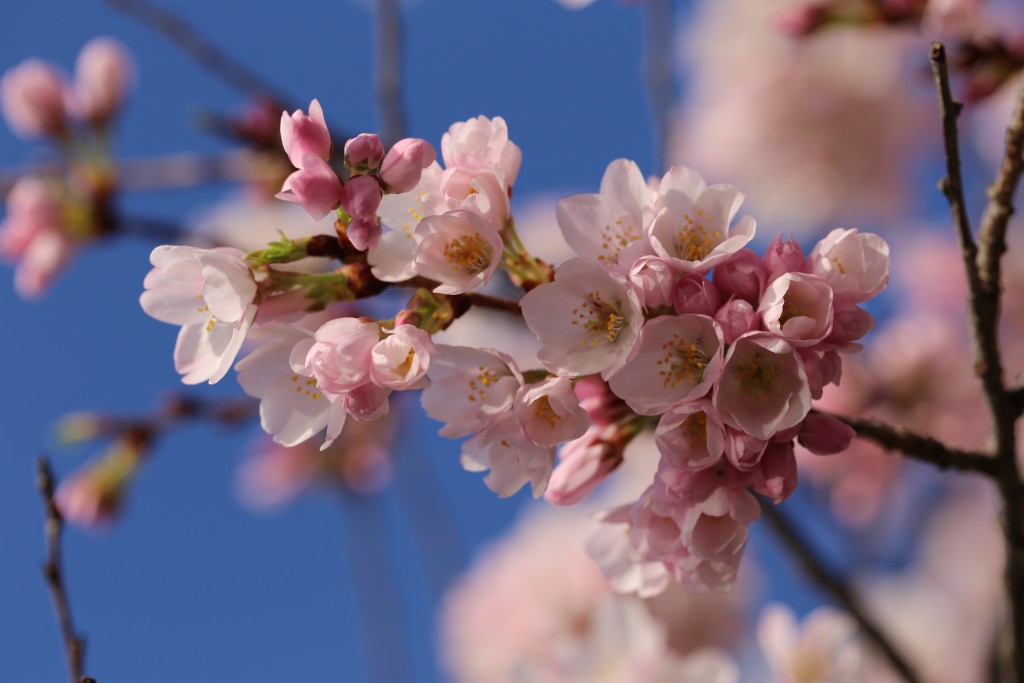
[0,38,135,298]
[139,112,888,594]
[275,99,435,250]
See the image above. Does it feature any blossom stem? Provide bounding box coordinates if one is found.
[824,411,997,475]
[36,457,91,683]
[761,501,923,683]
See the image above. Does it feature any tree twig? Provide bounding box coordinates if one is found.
[824,411,997,475]
[373,0,407,146]
[36,457,90,683]
[761,502,922,683]
[642,0,676,174]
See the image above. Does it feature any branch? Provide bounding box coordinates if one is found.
[373,0,407,146]
[642,0,676,174]
[36,457,90,683]
[761,502,922,683]
[825,411,997,476]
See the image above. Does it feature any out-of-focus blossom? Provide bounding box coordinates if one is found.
[757,604,864,683]
[0,59,69,139]
[677,0,932,232]
[0,176,73,299]
[74,37,134,124]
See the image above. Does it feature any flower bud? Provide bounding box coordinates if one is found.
[344,133,385,171]
[763,233,805,281]
[714,298,758,344]
[75,37,134,124]
[380,138,436,193]
[0,59,68,139]
[280,99,332,169]
[713,248,766,304]
[674,272,722,315]
[798,413,855,455]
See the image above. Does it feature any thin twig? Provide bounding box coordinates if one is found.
[642,0,675,174]
[761,502,922,683]
[36,457,89,683]
[373,0,407,146]
[825,411,997,475]
[103,0,294,108]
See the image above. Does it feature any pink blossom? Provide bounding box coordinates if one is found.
[608,315,724,415]
[713,333,811,440]
[280,99,331,169]
[235,322,345,448]
[0,176,73,299]
[74,37,134,123]
[521,257,644,379]
[413,209,503,294]
[757,604,864,683]
[298,317,380,395]
[344,133,384,170]
[723,428,767,471]
[763,233,806,281]
[421,345,523,438]
[55,465,123,528]
[674,272,722,315]
[712,248,767,305]
[647,165,756,274]
[655,401,726,471]
[714,298,758,344]
[826,302,874,347]
[461,413,555,497]
[630,255,678,309]
[514,376,590,447]
[759,272,835,347]
[0,59,68,139]
[807,228,890,303]
[339,174,383,250]
[370,324,434,390]
[751,441,798,504]
[557,158,654,272]
[380,137,437,193]
[799,412,855,455]
[586,505,673,597]
[276,155,344,220]
[438,167,510,231]
[544,422,623,505]
[675,483,760,565]
[140,245,258,385]
[441,115,522,187]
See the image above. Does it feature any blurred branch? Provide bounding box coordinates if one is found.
[642,0,676,174]
[36,457,90,683]
[103,0,294,108]
[0,149,270,198]
[826,411,997,475]
[932,40,1024,683]
[373,0,407,146]
[761,502,922,683]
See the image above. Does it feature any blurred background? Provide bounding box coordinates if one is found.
[1,0,1021,681]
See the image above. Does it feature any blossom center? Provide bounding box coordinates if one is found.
[679,411,708,448]
[466,365,500,402]
[290,374,323,401]
[732,352,779,400]
[598,218,640,264]
[656,335,709,389]
[444,232,492,274]
[675,211,720,261]
[780,290,808,325]
[532,396,561,428]
[571,292,627,347]
[394,348,416,377]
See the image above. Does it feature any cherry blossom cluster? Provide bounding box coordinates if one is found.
[0,37,134,297]
[138,108,888,594]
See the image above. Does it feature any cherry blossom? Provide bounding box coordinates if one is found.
[413,209,504,295]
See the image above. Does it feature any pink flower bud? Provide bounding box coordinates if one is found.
[826,302,874,346]
[75,37,134,124]
[714,298,758,344]
[629,255,678,309]
[713,248,767,304]
[545,423,623,506]
[674,273,722,315]
[752,441,797,503]
[347,217,382,252]
[798,413,855,455]
[0,59,69,139]
[344,133,385,171]
[280,99,332,169]
[380,138,436,193]
[725,428,767,471]
[341,174,383,220]
[276,155,344,220]
[763,233,806,281]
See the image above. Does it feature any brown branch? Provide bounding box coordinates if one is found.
[932,40,1024,682]
[396,275,523,316]
[761,502,922,683]
[36,457,90,683]
[373,0,407,146]
[825,411,997,476]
